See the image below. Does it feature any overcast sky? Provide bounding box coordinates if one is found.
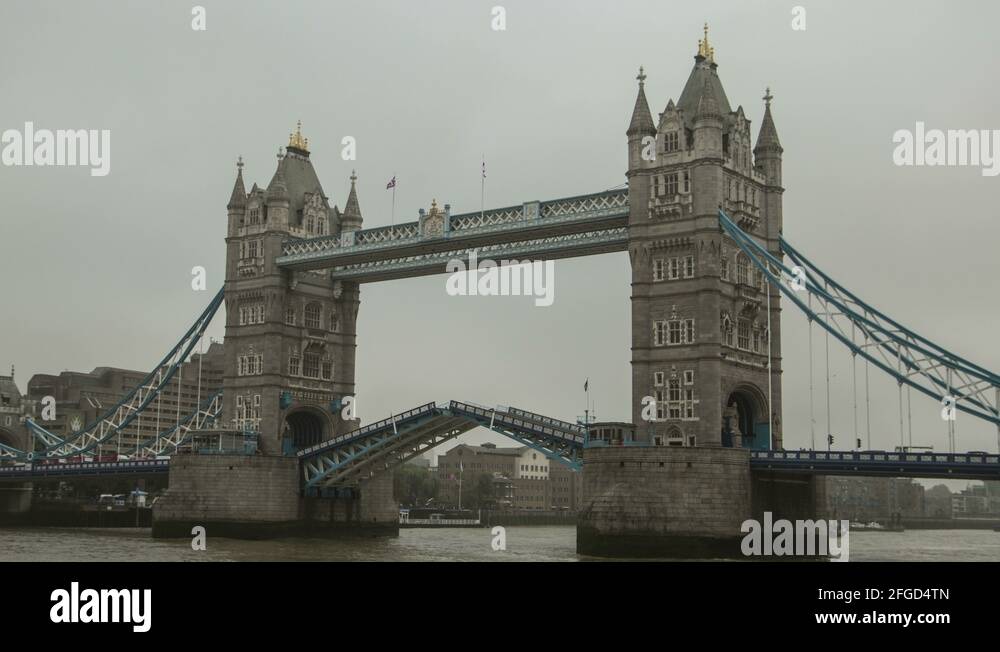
[1,1,998,474]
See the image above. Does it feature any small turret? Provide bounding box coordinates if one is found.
[754,88,783,187]
[266,149,290,227]
[340,170,364,233]
[627,67,656,171]
[227,156,247,210]
[693,77,724,156]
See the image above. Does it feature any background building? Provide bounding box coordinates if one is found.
[25,342,225,456]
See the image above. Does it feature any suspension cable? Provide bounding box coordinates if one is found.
[808,293,816,450]
[766,271,774,450]
[852,323,858,450]
[897,342,905,450]
[825,304,832,450]
[865,333,872,450]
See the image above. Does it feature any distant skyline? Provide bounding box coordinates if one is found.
[1,1,998,463]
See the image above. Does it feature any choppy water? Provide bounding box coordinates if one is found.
[1,526,998,562]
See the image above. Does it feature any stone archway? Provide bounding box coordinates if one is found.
[283,409,327,449]
[722,384,770,450]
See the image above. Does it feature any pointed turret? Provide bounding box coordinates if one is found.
[227,156,247,210]
[695,77,721,120]
[340,170,364,233]
[754,88,783,187]
[627,67,656,137]
[754,88,783,154]
[266,150,289,202]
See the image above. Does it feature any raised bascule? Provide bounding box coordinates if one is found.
[2,29,999,556]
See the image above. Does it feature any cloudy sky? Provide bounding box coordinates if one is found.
[1,0,998,471]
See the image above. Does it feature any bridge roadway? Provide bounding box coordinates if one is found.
[275,189,630,281]
[3,403,998,484]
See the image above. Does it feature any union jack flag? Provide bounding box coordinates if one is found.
[386,176,396,190]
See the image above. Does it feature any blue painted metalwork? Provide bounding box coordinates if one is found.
[719,210,1000,428]
[299,400,587,489]
[750,449,1000,481]
[0,459,169,482]
[10,288,226,461]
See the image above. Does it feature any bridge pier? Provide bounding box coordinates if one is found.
[152,454,399,539]
[0,483,32,525]
[577,447,751,558]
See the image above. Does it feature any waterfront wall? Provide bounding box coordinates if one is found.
[0,483,32,525]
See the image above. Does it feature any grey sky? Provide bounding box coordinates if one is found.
[1,0,998,470]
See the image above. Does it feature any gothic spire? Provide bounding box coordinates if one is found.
[754,87,783,153]
[340,170,363,231]
[695,76,721,120]
[227,156,247,210]
[266,148,289,201]
[627,66,656,137]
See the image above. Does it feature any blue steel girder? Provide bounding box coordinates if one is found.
[750,450,1000,481]
[276,188,629,273]
[299,400,587,489]
[325,227,627,283]
[719,210,1000,430]
[9,288,226,462]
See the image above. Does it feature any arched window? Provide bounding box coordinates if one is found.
[304,303,321,329]
[736,254,749,285]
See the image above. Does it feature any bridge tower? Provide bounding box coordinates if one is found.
[626,26,784,449]
[222,124,362,455]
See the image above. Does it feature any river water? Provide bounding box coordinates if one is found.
[1,526,998,562]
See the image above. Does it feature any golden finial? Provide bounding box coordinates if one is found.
[430,198,439,213]
[698,22,715,62]
[288,120,309,152]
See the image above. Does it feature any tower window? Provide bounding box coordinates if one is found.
[684,370,695,385]
[683,171,690,193]
[304,303,321,329]
[654,371,664,386]
[321,362,333,380]
[683,256,695,279]
[653,321,667,346]
[285,307,296,326]
[664,131,679,153]
[665,173,678,196]
[653,259,665,281]
[288,355,300,376]
[738,319,751,350]
[303,352,320,379]
[736,254,749,285]
[668,258,680,280]
[721,256,730,281]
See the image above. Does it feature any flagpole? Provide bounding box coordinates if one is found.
[480,155,485,221]
[391,173,396,237]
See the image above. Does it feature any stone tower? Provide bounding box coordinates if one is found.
[223,123,362,455]
[627,26,784,449]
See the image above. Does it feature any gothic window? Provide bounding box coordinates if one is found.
[664,131,679,153]
[752,327,761,353]
[738,319,751,350]
[668,258,680,280]
[736,254,749,285]
[303,352,320,378]
[653,259,666,282]
[321,362,333,380]
[653,321,666,346]
[684,319,695,343]
[721,255,730,281]
[668,379,682,419]
[285,306,296,326]
[249,208,260,225]
[304,303,321,329]
[665,173,678,196]
[684,389,695,419]
[683,171,690,193]
[684,370,695,385]
[306,217,314,233]
[668,320,682,345]
[654,371,664,386]
[683,256,695,279]
[722,316,734,347]
[288,355,300,376]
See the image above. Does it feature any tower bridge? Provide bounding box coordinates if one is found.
[3,28,999,556]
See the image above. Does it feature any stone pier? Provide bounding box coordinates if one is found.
[152,454,398,539]
[0,483,33,525]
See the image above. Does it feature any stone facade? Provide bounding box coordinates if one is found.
[578,446,751,557]
[223,128,363,455]
[626,30,784,449]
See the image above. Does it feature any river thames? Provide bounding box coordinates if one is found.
[1,526,998,562]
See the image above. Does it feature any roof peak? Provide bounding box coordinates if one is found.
[697,22,716,63]
[627,66,656,136]
[227,156,246,209]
